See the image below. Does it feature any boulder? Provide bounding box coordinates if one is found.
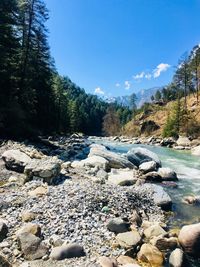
[191,145,200,156]
[18,232,48,260]
[141,171,162,182]
[176,136,191,147]
[137,244,164,267]
[107,218,130,233]
[24,159,61,184]
[178,223,200,256]
[182,195,200,205]
[71,156,109,171]
[127,147,161,167]
[117,255,138,265]
[141,183,172,210]
[139,161,157,174]
[0,220,8,242]
[50,243,85,260]
[107,169,138,186]
[144,224,167,239]
[98,256,118,267]
[150,236,178,251]
[89,144,136,169]
[2,149,31,172]
[116,231,141,249]
[21,211,37,222]
[158,167,178,181]
[169,248,185,267]
[160,138,176,147]
[28,186,48,197]
[140,120,160,134]
[16,223,42,238]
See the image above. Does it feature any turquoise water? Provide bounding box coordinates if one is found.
[94,139,200,227]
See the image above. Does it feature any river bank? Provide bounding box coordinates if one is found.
[0,135,200,266]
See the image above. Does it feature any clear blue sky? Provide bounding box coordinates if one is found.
[46,0,200,97]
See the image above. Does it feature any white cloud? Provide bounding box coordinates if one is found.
[133,71,145,80]
[94,87,105,95]
[153,63,170,78]
[115,83,120,87]
[145,73,152,80]
[124,81,131,90]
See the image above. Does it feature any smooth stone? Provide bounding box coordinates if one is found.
[107,169,138,186]
[139,161,157,174]
[169,248,185,267]
[89,144,136,169]
[142,171,162,182]
[28,186,48,197]
[150,236,178,251]
[137,243,164,267]
[117,255,138,265]
[176,136,191,147]
[141,183,172,210]
[18,233,48,260]
[71,156,109,171]
[178,223,200,256]
[127,147,161,167]
[24,159,61,184]
[144,224,167,239]
[107,218,130,233]
[158,167,178,181]
[21,211,37,222]
[16,223,42,238]
[2,149,31,172]
[116,231,141,249]
[0,220,8,242]
[50,243,85,260]
[99,256,118,267]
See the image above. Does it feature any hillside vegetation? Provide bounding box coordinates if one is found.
[124,93,200,138]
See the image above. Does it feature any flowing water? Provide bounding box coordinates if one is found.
[93,139,200,266]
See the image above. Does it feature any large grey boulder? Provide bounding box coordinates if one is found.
[107,169,138,186]
[24,159,61,184]
[141,183,172,210]
[17,232,48,260]
[116,231,141,249]
[89,144,136,169]
[50,243,85,260]
[176,136,191,147]
[158,167,178,181]
[2,149,31,172]
[178,223,200,256]
[71,155,109,171]
[107,218,130,233]
[127,147,161,167]
[139,161,157,174]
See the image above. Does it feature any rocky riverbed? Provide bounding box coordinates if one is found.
[0,135,200,267]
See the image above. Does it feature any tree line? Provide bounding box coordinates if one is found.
[0,0,132,137]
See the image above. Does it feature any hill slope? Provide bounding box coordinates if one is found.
[124,94,200,137]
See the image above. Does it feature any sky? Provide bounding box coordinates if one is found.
[46,0,200,97]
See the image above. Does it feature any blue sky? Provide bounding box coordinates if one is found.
[46,0,200,97]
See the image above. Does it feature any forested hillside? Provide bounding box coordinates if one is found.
[0,0,132,137]
[124,45,200,138]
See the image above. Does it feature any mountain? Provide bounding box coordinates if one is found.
[105,86,164,108]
